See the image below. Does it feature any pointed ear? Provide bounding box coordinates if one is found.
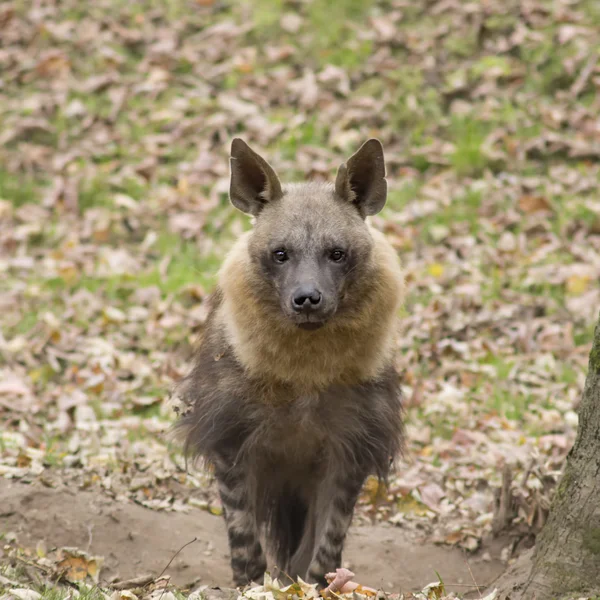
[335,139,387,217]
[229,138,283,216]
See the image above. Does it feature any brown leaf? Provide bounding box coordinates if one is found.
[518,195,553,214]
[35,51,70,78]
[56,549,103,583]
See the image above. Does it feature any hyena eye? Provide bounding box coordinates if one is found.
[329,249,346,262]
[273,249,289,263]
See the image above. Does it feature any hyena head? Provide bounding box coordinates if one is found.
[229,138,388,330]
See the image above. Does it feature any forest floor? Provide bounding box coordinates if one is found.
[1,0,600,598]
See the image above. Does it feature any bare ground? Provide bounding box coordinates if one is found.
[0,478,505,596]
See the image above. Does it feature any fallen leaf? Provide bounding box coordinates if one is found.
[56,548,103,583]
[418,483,446,513]
[565,274,591,295]
[518,195,553,214]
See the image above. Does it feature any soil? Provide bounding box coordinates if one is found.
[0,478,507,596]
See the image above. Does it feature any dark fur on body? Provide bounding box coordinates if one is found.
[175,139,404,586]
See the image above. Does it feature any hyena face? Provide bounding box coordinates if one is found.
[248,185,375,329]
[229,138,387,330]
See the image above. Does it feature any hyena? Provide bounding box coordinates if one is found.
[175,138,405,587]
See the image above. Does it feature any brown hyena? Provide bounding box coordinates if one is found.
[175,138,405,587]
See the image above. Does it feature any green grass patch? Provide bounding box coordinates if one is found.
[444,30,479,58]
[78,178,116,210]
[249,0,285,30]
[480,354,515,380]
[12,311,39,336]
[39,584,105,600]
[554,197,600,235]
[518,281,566,307]
[42,435,65,468]
[574,322,596,347]
[559,363,580,386]
[385,180,422,212]
[407,186,483,240]
[249,0,375,68]
[448,118,493,177]
[481,266,504,303]
[130,401,163,419]
[488,388,534,422]
[278,117,329,162]
[0,169,47,206]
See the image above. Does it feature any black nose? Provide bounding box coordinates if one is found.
[292,286,322,312]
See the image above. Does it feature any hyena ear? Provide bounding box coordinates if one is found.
[335,139,387,217]
[229,138,283,216]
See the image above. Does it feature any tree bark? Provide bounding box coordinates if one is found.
[494,312,600,599]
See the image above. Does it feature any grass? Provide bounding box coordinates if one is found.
[13,228,221,298]
[32,583,106,600]
[575,323,597,347]
[0,169,46,206]
[279,118,330,161]
[42,435,65,468]
[136,251,222,293]
[394,185,484,241]
[448,118,493,177]
[384,180,422,213]
[488,388,534,422]
[480,355,515,380]
[249,0,375,68]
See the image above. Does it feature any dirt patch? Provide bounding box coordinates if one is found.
[1,479,505,595]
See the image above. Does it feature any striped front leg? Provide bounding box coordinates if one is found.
[216,466,266,586]
[307,473,364,586]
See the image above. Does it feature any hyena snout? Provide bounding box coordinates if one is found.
[291,285,322,313]
[289,284,333,330]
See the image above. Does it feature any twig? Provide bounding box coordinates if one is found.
[112,574,155,590]
[520,458,535,489]
[86,523,94,552]
[463,555,482,599]
[157,537,197,580]
[571,52,598,98]
[444,582,494,588]
[157,537,198,600]
[492,464,514,535]
[273,566,295,585]
[12,555,53,574]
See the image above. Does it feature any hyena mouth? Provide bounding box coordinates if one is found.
[297,321,325,331]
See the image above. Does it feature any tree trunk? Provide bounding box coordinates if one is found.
[494,312,600,599]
